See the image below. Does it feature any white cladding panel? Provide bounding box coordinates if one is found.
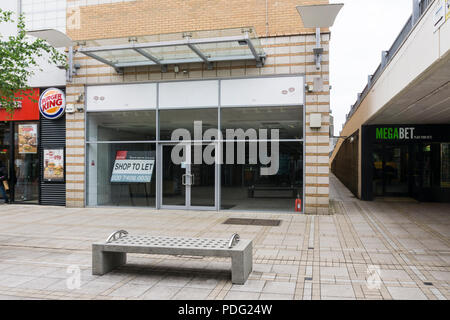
[87,83,157,111]
[221,76,304,107]
[159,80,219,108]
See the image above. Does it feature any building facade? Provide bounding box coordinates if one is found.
[65,0,331,214]
[4,0,333,214]
[0,0,67,206]
[331,0,450,204]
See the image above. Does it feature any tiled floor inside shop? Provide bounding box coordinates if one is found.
[0,174,448,300]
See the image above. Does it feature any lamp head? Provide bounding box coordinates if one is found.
[296,4,344,28]
[26,29,73,48]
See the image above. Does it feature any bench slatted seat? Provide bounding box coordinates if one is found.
[92,230,253,284]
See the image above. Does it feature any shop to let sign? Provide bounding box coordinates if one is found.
[111,151,155,183]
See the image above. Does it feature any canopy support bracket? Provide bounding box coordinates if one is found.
[82,51,123,74]
[244,31,265,67]
[133,48,160,65]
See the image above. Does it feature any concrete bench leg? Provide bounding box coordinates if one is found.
[231,242,253,284]
[92,245,127,275]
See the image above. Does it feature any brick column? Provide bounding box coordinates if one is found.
[304,33,330,215]
[65,84,86,208]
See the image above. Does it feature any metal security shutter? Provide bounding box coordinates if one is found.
[39,115,66,206]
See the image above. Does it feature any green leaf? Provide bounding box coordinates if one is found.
[0,9,67,117]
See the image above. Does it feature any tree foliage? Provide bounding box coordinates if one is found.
[0,9,67,117]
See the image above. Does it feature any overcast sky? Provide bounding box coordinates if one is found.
[329,0,413,136]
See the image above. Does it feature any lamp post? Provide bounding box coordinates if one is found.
[27,29,75,82]
[296,4,343,70]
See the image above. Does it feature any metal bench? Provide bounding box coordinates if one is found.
[92,230,253,284]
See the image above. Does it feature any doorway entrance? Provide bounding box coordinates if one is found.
[160,143,217,210]
[0,122,40,204]
[373,144,410,197]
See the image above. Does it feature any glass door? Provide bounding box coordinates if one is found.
[160,143,216,210]
[161,144,187,208]
[0,123,11,202]
[14,123,40,204]
[383,145,409,196]
[190,144,216,209]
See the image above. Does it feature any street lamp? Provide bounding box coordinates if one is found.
[296,4,343,70]
[27,29,73,47]
[27,29,76,82]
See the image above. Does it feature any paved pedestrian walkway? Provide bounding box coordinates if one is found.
[0,174,448,300]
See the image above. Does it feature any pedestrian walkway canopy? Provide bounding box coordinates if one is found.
[76,27,266,72]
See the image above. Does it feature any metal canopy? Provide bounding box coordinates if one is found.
[77,27,266,73]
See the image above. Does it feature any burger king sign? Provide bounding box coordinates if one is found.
[39,88,66,120]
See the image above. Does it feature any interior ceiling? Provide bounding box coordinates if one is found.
[93,107,304,137]
[367,55,450,125]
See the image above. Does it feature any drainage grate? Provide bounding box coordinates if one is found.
[223,218,282,227]
[423,282,433,286]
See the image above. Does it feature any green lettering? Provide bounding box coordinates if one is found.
[376,128,383,139]
[388,128,393,139]
[393,128,399,139]
[383,128,388,139]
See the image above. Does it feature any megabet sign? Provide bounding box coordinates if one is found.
[39,88,66,120]
[368,125,450,143]
[376,127,415,140]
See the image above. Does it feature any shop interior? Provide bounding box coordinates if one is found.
[87,107,304,212]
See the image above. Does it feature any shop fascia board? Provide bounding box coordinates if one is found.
[77,34,266,72]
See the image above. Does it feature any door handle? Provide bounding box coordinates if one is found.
[182,174,186,186]
[191,174,195,186]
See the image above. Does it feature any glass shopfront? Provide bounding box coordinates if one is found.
[362,125,450,202]
[86,76,305,212]
[0,89,41,204]
[0,88,67,206]
[14,122,40,203]
[86,107,304,212]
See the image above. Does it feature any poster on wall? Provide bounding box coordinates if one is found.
[43,149,65,182]
[111,151,155,183]
[441,144,450,188]
[18,124,38,154]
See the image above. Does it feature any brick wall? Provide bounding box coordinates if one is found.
[67,0,328,40]
[331,131,359,198]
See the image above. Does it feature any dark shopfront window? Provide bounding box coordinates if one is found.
[14,122,40,203]
[371,142,450,202]
[0,122,39,204]
[221,141,303,211]
[0,124,11,202]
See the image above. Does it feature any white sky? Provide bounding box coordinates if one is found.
[329,0,413,136]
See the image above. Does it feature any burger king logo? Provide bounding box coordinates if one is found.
[39,88,66,120]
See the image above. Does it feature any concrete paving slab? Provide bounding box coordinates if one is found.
[387,287,427,300]
[0,173,447,300]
